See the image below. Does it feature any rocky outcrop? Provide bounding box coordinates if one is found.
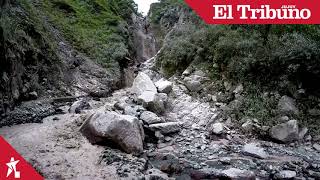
[80,111,144,155]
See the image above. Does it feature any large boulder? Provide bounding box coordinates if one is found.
[278,96,299,115]
[80,111,144,155]
[140,111,165,125]
[155,78,173,94]
[138,92,168,115]
[269,120,299,143]
[131,72,157,96]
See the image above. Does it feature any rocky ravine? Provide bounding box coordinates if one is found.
[0,53,320,180]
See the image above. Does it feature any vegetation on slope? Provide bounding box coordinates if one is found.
[150,0,320,135]
[39,0,137,69]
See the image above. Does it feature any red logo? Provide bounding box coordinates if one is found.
[0,137,43,180]
[184,0,320,24]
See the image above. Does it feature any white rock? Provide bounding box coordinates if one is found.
[313,143,320,152]
[242,143,268,159]
[138,91,157,105]
[80,111,144,155]
[131,72,157,95]
[155,78,173,94]
[233,84,244,94]
[270,120,299,143]
[208,123,225,135]
[275,170,297,179]
[221,168,255,180]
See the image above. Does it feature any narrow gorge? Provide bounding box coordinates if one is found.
[1,0,320,179]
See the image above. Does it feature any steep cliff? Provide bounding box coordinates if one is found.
[0,0,139,125]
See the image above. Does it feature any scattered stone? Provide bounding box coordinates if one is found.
[182,68,192,76]
[80,111,144,155]
[241,119,255,133]
[29,91,38,100]
[233,84,244,94]
[155,79,173,94]
[155,131,164,140]
[313,143,320,152]
[308,108,320,116]
[279,116,290,123]
[211,95,217,102]
[274,170,297,179]
[124,105,144,117]
[55,105,69,114]
[270,120,299,143]
[242,143,268,159]
[114,102,126,111]
[208,123,225,135]
[221,168,255,180]
[278,96,299,115]
[131,72,157,96]
[183,74,206,92]
[149,122,181,134]
[69,99,91,114]
[308,170,320,178]
[140,111,164,125]
[224,82,232,91]
[145,168,169,180]
[52,117,60,121]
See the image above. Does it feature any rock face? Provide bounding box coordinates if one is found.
[155,78,173,94]
[140,111,164,124]
[131,72,157,95]
[149,122,181,134]
[278,96,299,115]
[242,143,268,159]
[80,111,144,155]
[270,120,299,143]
